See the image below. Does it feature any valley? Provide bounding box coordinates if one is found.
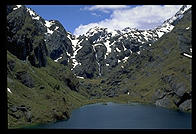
[6,5,192,128]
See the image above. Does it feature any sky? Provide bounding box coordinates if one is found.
[26,5,182,36]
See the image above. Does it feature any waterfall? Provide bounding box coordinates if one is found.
[93,46,101,76]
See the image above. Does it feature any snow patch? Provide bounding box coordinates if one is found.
[141,30,151,41]
[54,26,59,31]
[183,53,192,58]
[106,63,109,66]
[32,16,40,20]
[66,52,71,57]
[71,43,82,68]
[186,27,190,30]
[122,44,127,51]
[44,21,56,35]
[94,43,103,47]
[76,76,84,79]
[122,56,129,63]
[156,31,165,38]
[156,23,174,38]
[116,47,121,52]
[67,34,79,52]
[13,5,22,10]
[45,20,54,28]
[27,8,36,16]
[26,8,42,20]
[190,48,192,53]
[105,40,112,56]
[137,51,141,55]
[7,88,12,93]
[46,28,54,34]
[72,58,81,69]
[106,28,118,37]
[54,56,62,62]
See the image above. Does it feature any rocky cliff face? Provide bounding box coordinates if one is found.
[7,5,74,68]
[7,5,47,67]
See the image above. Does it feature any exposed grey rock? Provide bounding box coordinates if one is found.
[53,111,69,121]
[174,84,186,97]
[25,111,32,122]
[7,60,15,71]
[7,6,49,67]
[17,106,28,112]
[46,20,73,61]
[10,106,17,112]
[179,99,192,111]
[7,77,14,83]
[153,89,165,100]
[155,96,172,108]
[16,71,34,88]
[176,92,191,107]
[10,112,21,119]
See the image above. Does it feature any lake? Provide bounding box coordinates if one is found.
[35,102,192,129]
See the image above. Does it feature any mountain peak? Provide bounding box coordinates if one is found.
[178,5,192,14]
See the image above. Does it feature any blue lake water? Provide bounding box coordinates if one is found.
[35,102,192,129]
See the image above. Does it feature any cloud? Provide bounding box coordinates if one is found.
[74,23,99,36]
[91,12,101,17]
[74,5,182,36]
[83,5,129,13]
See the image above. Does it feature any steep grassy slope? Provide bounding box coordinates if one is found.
[7,50,90,128]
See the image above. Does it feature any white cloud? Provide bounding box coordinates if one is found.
[74,5,182,36]
[91,12,101,17]
[83,5,129,13]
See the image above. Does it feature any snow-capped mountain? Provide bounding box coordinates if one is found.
[65,5,191,78]
[7,5,192,78]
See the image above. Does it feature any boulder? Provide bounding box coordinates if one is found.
[16,106,28,112]
[174,84,186,97]
[10,112,21,119]
[179,99,192,112]
[7,60,15,71]
[153,89,165,100]
[24,111,32,122]
[10,106,17,112]
[16,71,34,88]
[155,96,172,108]
[53,111,69,121]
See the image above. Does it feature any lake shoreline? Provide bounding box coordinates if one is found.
[26,102,192,129]
[15,97,191,129]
